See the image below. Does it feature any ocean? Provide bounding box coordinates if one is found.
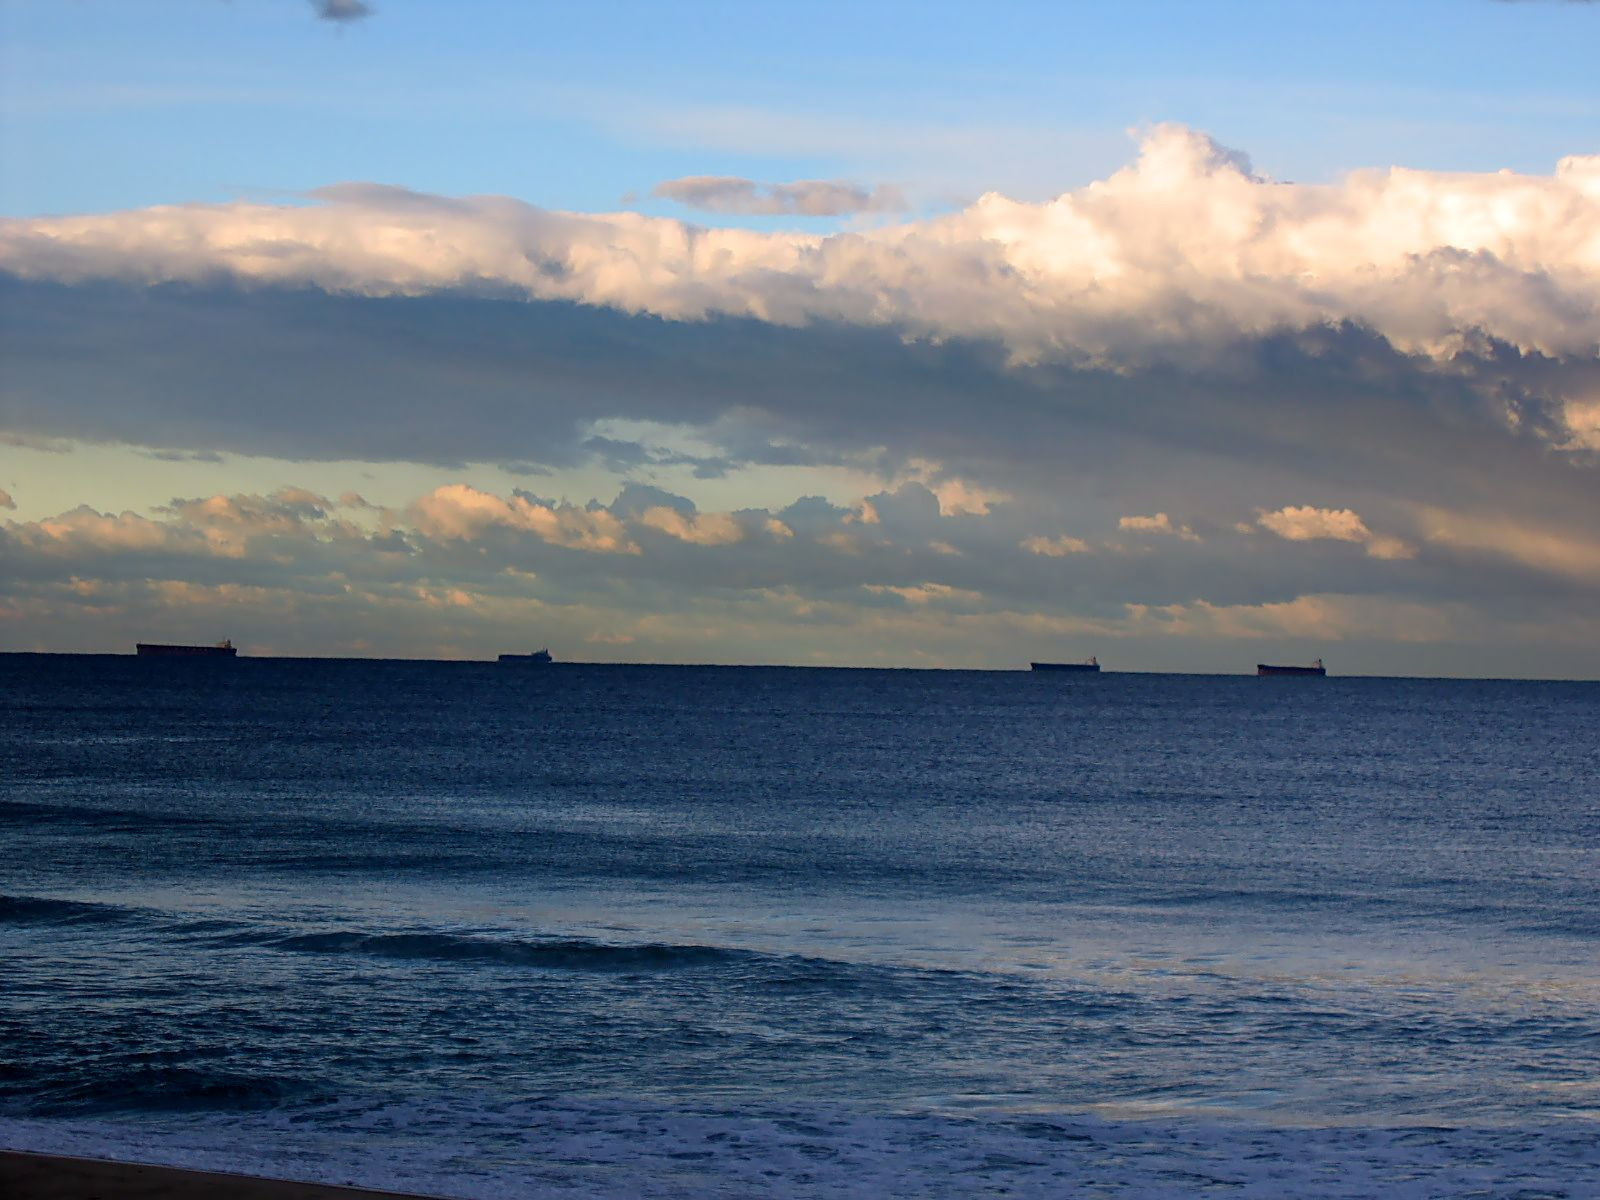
[2,655,1597,1198]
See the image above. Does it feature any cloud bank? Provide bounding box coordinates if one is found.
[6,476,1600,672]
[3,126,1599,671]
[4,126,1598,370]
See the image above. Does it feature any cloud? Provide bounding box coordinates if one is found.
[1256,505,1415,559]
[0,489,13,510]
[925,477,1008,517]
[408,484,638,554]
[0,432,71,454]
[142,447,225,463]
[1118,513,1200,542]
[635,506,744,545]
[7,476,1600,673]
[1021,534,1091,557]
[1122,594,1472,645]
[651,176,907,216]
[1420,506,1600,582]
[6,125,1599,372]
[862,582,986,608]
[14,506,186,557]
[1559,396,1600,450]
[310,0,373,22]
[4,127,1600,672]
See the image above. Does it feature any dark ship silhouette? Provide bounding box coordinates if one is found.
[1257,659,1325,677]
[136,640,237,658]
[498,648,553,664]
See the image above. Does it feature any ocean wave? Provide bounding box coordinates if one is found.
[1133,885,1404,912]
[18,1068,318,1118]
[0,894,905,985]
[0,800,215,828]
[248,928,772,973]
[0,894,136,927]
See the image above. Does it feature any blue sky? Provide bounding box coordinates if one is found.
[2,1,1599,672]
[4,0,1597,218]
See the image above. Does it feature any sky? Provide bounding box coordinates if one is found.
[1,0,1598,674]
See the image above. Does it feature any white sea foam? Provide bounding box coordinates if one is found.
[4,1101,1597,1199]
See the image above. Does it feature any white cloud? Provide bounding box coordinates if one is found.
[1257,505,1416,559]
[6,487,367,562]
[1258,505,1370,543]
[927,477,1008,517]
[20,506,176,555]
[409,484,638,554]
[0,489,13,511]
[1363,536,1415,562]
[863,582,985,607]
[6,126,1598,372]
[845,500,881,526]
[636,505,744,545]
[1559,396,1600,450]
[1118,512,1199,541]
[651,176,907,216]
[1021,533,1091,557]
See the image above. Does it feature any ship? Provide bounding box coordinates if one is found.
[1030,657,1100,673]
[136,639,237,658]
[1257,659,1325,677]
[498,648,553,664]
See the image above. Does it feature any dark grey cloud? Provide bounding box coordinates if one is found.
[142,448,225,463]
[311,0,373,22]
[4,275,1595,540]
[651,176,907,216]
[581,436,739,479]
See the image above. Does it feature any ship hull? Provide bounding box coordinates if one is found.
[1257,664,1325,677]
[498,654,553,664]
[1030,662,1101,672]
[136,643,237,658]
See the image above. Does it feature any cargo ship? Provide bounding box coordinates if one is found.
[1257,659,1325,677]
[498,648,553,664]
[1030,657,1100,672]
[136,640,237,658]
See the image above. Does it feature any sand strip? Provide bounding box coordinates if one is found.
[0,1151,443,1200]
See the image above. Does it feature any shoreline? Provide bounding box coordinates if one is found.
[0,1151,442,1200]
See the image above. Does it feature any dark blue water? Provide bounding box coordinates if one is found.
[3,656,1598,1197]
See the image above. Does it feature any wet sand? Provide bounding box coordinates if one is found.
[0,1151,440,1200]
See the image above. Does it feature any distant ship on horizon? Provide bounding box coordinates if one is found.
[135,639,237,658]
[498,648,553,664]
[1257,659,1326,677]
[1030,657,1100,673]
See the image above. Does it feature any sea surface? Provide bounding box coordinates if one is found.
[2,655,1597,1198]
